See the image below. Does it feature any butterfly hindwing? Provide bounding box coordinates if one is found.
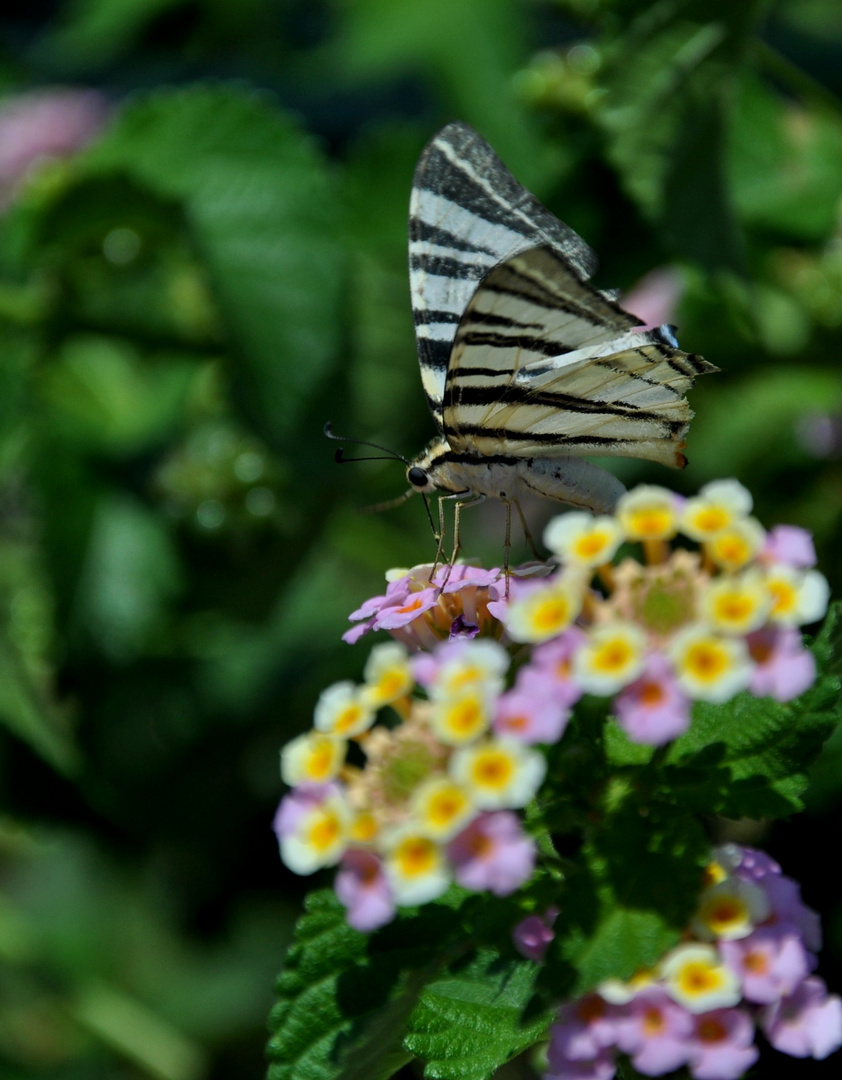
[409,122,598,430]
[442,245,716,467]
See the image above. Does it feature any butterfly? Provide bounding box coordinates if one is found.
[395,121,716,562]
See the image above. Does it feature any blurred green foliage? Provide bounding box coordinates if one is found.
[1,0,842,1076]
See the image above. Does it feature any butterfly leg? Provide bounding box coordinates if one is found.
[513,498,543,560]
[435,492,485,589]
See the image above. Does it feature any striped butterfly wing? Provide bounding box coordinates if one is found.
[409,122,597,430]
[443,245,717,468]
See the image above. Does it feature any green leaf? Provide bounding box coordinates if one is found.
[556,806,708,993]
[329,0,547,189]
[0,630,79,776]
[404,949,552,1080]
[268,890,471,1080]
[664,605,842,818]
[730,71,842,240]
[74,493,182,659]
[598,0,762,270]
[83,86,344,447]
[36,0,181,72]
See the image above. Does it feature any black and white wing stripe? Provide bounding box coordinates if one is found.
[444,246,716,468]
[409,122,597,428]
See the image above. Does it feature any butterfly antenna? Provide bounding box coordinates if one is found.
[324,421,409,465]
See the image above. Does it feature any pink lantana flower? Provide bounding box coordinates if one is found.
[550,995,623,1061]
[613,653,692,745]
[447,812,535,896]
[344,564,504,648]
[719,927,813,1004]
[493,687,569,744]
[761,976,842,1059]
[725,844,780,881]
[686,1007,759,1080]
[512,906,559,962]
[762,525,817,568]
[523,628,587,708]
[545,1047,617,1080]
[613,987,694,1075]
[335,849,395,932]
[747,626,816,702]
[761,873,822,952]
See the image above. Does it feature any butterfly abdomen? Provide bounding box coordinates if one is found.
[409,437,626,513]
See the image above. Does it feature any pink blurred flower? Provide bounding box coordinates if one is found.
[613,987,693,1075]
[335,849,395,932]
[620,267,684,328]
[273,782,340,840]
[720,927,813,1004]
[550,994,623,1061]
[493,687,569,744]
[613,653,691,745]
[761,976,842,1059]
[747,626,816,702]
[686,1007,758,1080]
[725,844,780,881]
[513,906,559,962]
[762,525,817,568]
[545,1048,616,1080]
[762,874,822,952]
[0,88,110,209]
[447,811,535,896]
[523,628,587,708]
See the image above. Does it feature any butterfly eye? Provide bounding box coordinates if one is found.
[407,467,429,489]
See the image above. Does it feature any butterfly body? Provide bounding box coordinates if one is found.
[408,436,625,515]
[403,121,715,556]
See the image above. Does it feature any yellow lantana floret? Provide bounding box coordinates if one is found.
[699,571,771,636]
[383,828,450,905]
[430,687,491,746]
[505,576,584,644]
[669,625,753,702]
[599,967,659,1005]
[572,622,647,695]
[616,485,681,541]
[281,731,347,787]
[433,639,509,699]
[681,479,753,541]
[313,681,376,738]
[691,877,771,942]
[411,777,475,841]
[543,512,624,568]
[661,944,741,1013]
[704,517,766,572]
[449,738,546,810]
[363,642,413,707]
[764,566,830,627]
[280,792,351,875]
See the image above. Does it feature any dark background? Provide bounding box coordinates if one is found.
[1,0,841,1077]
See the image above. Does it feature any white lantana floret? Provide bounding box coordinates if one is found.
[544,512,624,567]
[669,625,754,702]
[449,738,547,810]
[681,479,753,541]
[313,681,376,737]
[281,731,346,787]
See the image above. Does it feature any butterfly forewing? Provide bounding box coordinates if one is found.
[409,122,598,429]
[442,245,716,468]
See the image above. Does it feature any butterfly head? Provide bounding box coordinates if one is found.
[406,436,455,495]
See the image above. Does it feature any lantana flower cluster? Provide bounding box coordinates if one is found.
[273,637,547,930]
[275,480,831,931]
[517,844,842,1080]
[497,479,829,746]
